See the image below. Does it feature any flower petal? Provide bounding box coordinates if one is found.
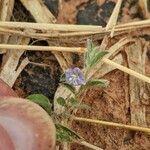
[65,67,86,86]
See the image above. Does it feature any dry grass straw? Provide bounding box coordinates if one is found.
[0,43,150,84]
[0,44,85,53]
[106,0,122,37]
[103,58,150,84]
[0,19,150,31]
[0,19,150,38]
[0,0,14,54]
[0,21,150,47]
[74,117,150,134]
[138,0,150,19]
[20,0,71,72]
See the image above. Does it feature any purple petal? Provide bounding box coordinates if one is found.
[77,71,86,84]
[64,67,86,86]
[65,69,73,80]
[73,67,81,74]
[77,78,86,85]
[65,68,73,76]
[78,72,84,79]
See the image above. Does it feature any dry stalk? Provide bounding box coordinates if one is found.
[0,44,85,53]
[0,0,14,21]
[0,36,30,87]
[20,0,56,23]
[106,0,122,37]
[0,21,103,31]
[117,19,150,28]
[0,43,150,84]
[0,28,100,38]
[94,54,123,79]
[0,0,30,88]
[0,21,150,42]
[76,141,103,150]
[125,40,147,127]
[103,58,150,84]
[138,0,150,19]
[0,19,150,33]
[20,0,70,71]
[0,0,14,54]
[73,117,150,134]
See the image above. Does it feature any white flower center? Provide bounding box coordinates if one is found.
[69,74,78,81]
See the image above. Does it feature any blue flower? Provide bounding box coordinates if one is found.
[65,67,86,86]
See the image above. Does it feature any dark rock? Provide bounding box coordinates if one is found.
[44,0,59,17]
[141,35,150,41]
[100,1,115,18]
[72,53,80,64]
[12,0,34,22]
[77,2,106,26]
[21,63,60,101]
[147,50,150,60]
[134,7,144,19]
[129,0,138,8]
[148,0,150,12]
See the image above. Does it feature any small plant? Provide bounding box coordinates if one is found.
[26,39,109,145]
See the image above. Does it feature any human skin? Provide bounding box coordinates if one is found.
[0,79,17,97]
[0,79,56,150]
[0,124,15,150]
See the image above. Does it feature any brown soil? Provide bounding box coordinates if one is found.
[12,0,150,150]
[72,70,150,150]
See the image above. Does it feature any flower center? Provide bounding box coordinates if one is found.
[69,74,78,81]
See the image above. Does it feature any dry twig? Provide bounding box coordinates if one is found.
[103,58,150,84]
[0,44,85,53]
[20,0,70,71]
[106,0,123,37]
[138,0,150,19]
[0,0,14,53]
[74,117,150,134]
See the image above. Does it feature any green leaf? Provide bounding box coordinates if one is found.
[86,79,109,87]
[89,46,99,58]
[86,39,93,53]
[57,97,66,106]
[84,39,93,68]
[62,83,76,94]
[84,39,108,69]
[56,124,81,142]
[90,51,108,67]
[26,94,52,115]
